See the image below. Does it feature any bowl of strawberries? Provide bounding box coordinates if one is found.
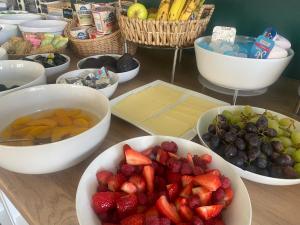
[76,136,252,225]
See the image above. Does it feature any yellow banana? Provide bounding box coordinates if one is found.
[179,0,199,20]
[168,0,187,21]
[157,0,172,20]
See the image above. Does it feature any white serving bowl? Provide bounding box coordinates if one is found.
[56,69,119,98]
[0,47,8,60]
[76,135,252,225]
[0,24,19,44]
[197,105,300,185]
[47,12,64,20]
[0,60,46,96]
[19,20,67,35]
[0,84,111,174]
[194,36,294,91]
[0,13,42,25]
[24,53,70,83]
[77,54,140,83]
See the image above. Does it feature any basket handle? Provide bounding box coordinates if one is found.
[196,4,215,20]
[118,0,138,8]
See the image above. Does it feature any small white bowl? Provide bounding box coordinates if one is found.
[197,105,300,185]
[0,24,19,44]
[57,69,119,99]
[0,47,8,60]
[77,54,140,83]
[0,84,111,174]
[194,36,294,91]
[0,60,46,96]
[19,20,67,35]
[24,53,70,83]
[0,13,42,25]
[76,136,252,225]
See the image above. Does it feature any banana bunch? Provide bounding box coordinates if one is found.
[179,0,200,20]
[168,0,186,21]
[156,0,172,20]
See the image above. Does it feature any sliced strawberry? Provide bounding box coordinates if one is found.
[152,161,165,176]
[220,176,231,189]
[167,172,182,184]
[181,175,193,187]
[96,170,113,185]
[186,153,194,167]
[188,195,201,209]
[97,183,109,192]
[180,162,193,175]
[193,216,204,225]
[168,152,180,159]
[137,205,147,213]
[120,164,136,177]
[145,206,159,217]
[166,183,180,201]
[92,192,115,214]
[200,154,212,164]
[193,166,204,176]
[212,188,225,203]
[205,169,221,177]
[155,176,167,191]
[121,182,137,194]
[194,174,221,192]
[137,192,148,205]
[195,205,224,220]
[129,175,146,192]
[160,217,171,225]
[167,157,182,173]
[145,216,160,225]
[142,147,154,156]
[143,165,155,193]
[224,187,234,207]
[179,205,193,221]
[108,174,126,192]
[192,187,212,206]
[206,218,226,225]
[192,155,207,170]
[120,213,144,225]
[180,182,193,198]
[161,141,178,153]
[156,195,181,223]
[124,147,152,165]
[116,194,138,218]
[156,149,169,165]
[175,197,188,210]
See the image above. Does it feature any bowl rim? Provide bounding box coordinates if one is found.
[23,53,71,70]
[76,135,252,225]
[0,60,46,95]
[196,105,300,184]
[0,84,111,150]
[76,54,140,73]
[194,35,295,62]
[56,68,119,88]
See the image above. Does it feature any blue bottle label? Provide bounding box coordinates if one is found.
[249,35,275,59]
[263,27,277,40]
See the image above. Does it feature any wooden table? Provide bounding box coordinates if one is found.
[1,48,300,225]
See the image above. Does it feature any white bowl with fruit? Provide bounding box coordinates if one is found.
[76,136,252,225]
[197,105,300,185]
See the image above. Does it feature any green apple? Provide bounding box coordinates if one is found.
[127,3,148,20]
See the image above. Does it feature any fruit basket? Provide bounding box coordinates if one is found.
[64,19,137,57]
[117,0,215,47]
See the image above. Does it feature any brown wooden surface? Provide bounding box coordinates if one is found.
[1,48,300,225]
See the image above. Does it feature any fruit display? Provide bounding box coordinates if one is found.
[91,141,234,225]
[0,108,99,146]
[80,54,138,73]
[0,84,19,92]
[202,106,300,179]
[23,53,67,68]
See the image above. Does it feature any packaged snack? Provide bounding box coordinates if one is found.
[87,27,104,39]
[92,5,115,34]
[74,2,94,26]
[70,26,90,39]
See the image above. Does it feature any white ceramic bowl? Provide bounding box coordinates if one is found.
[197,105,300,185]
[56,69,119,99]
[0,24,19,44]
[194,36,294,91]
[76,135,252,225]
[0,60,46,96]
[47,12,64,20]
[77,54,140,83]
[0,47,8,60]
[0,84,111,174]
[0,13,42,25]
[19,20,67,35]
[24,53,70,83]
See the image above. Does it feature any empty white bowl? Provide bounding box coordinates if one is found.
[76,135,252,225]
[194,36,294,91]
[0,13,42,25]
[19,20,67,35]
[0,24,19,44]
[56,69,119,98]
[77,54,140,83]
[197,105,300,185]
[0,60,46,96]
[0,84,111,174]
[0,47,8,60]
[24,53,70,83]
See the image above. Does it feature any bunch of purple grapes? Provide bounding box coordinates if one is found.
[202,114,298,179]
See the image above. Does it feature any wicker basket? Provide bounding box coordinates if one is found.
[117,1,215,47]
[64,19,137,57]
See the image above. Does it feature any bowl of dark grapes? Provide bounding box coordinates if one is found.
[197,105,300,185]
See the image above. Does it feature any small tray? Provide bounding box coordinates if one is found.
[110,80,229,140]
